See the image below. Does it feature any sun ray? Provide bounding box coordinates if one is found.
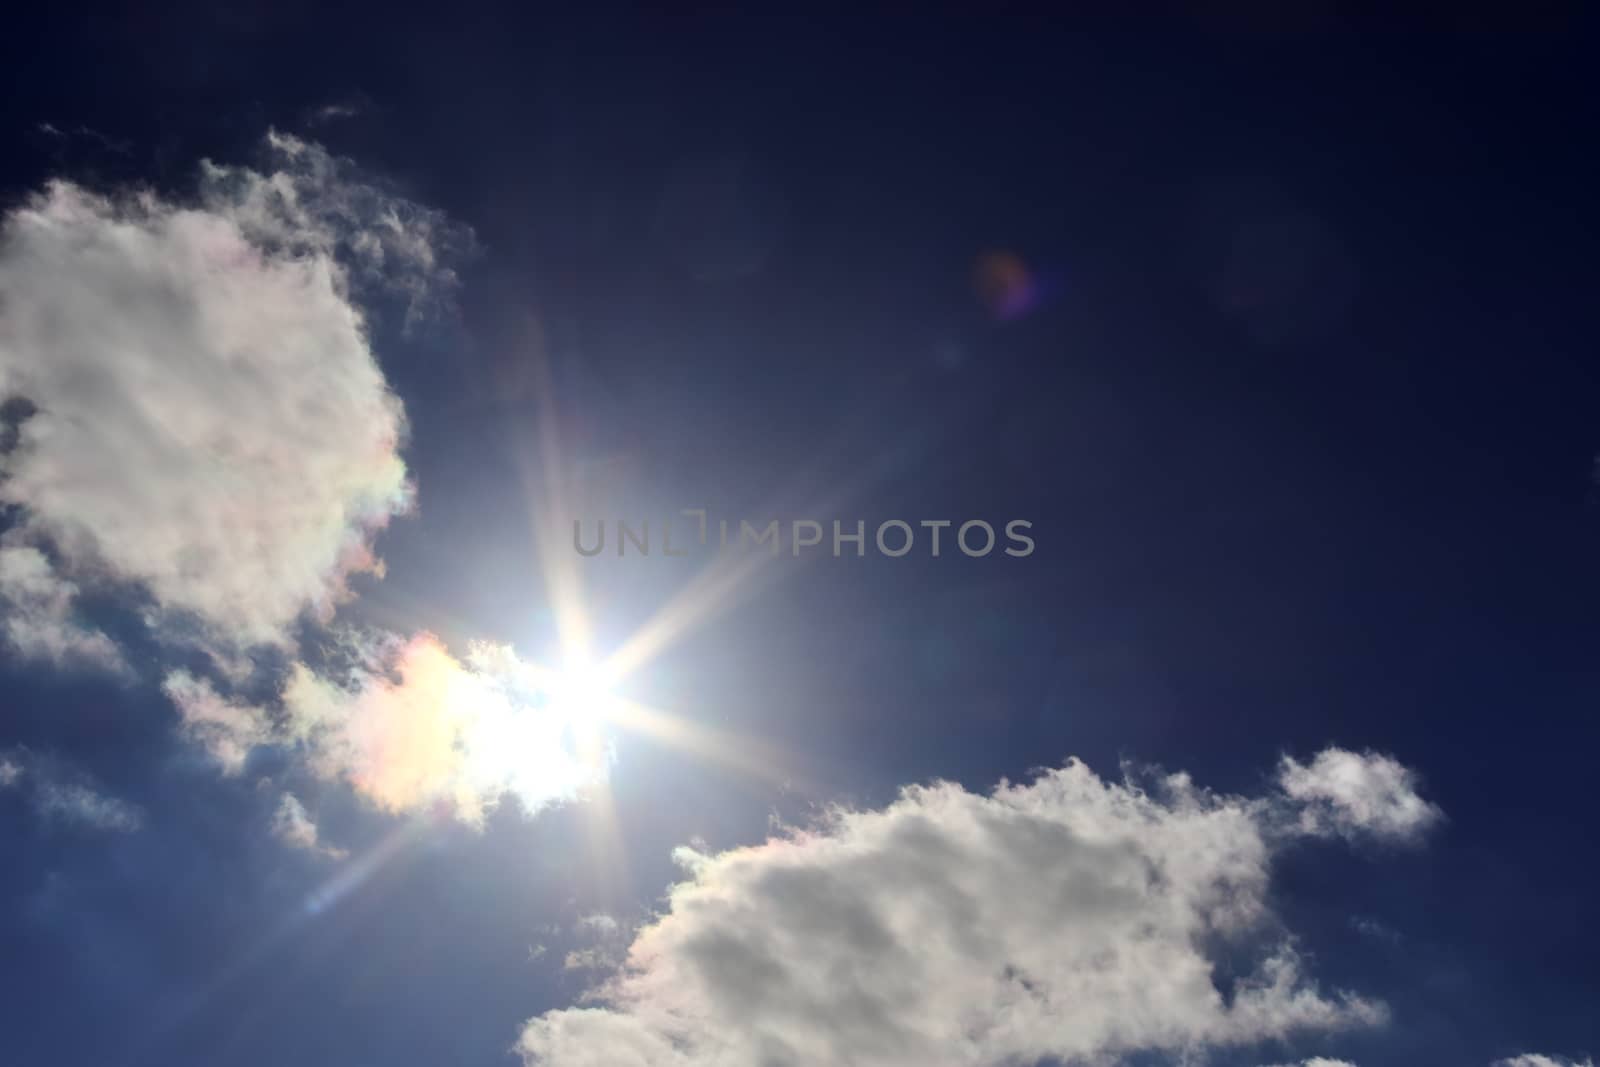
[602,433,918,685]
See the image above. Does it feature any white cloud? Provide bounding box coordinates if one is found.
[1347,916,1401,943]
[0,132,465,660]
[564,914,629,972]
[578,914,621,935]
[1494,1056,1596,1067]
[1260,1059,1359,1067]
[281,632,611,825]
[518,751,1398,1067]
[564,946,627,974]
[1277,748,1442,842]
[0,747,141,831]
[0,133,611,846]
[34,779,143,831]
[162,669,272,775]
[153,628,612,835]
[307,100,365,127]
[0,543,126,673]
[270,791,346,859]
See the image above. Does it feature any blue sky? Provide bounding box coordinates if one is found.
[0,9,1596,1067]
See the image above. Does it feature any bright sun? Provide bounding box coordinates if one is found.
[452,651,620,808]
[546,659,615,718]
[545,659,616,768]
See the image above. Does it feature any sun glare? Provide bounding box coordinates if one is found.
[546,659,616,721]
[544,657,616,772]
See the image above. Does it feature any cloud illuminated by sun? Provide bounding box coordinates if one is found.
[461,647,618,801]
[281,635,618,825]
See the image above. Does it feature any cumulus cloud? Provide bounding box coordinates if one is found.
[271,791,347,859]
[0,544,125,673]
[1277,748,1442,842]
[0,747,141,831]
[0,132,612,848]
[0,131,465,661]
[1260,1059,1359,1067]
[162,669,272,774]
[518,751,1406,1067]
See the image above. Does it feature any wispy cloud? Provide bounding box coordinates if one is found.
[0,545,127,675]
[0,748,142,832]
[34,121,132,154]
[271,792,347,860]
[1278,748,1443,842]
[304,95,370,127]
[562,914,628,973]
[162,670,272,775]
[34,780,143,832]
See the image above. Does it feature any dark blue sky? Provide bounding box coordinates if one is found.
[1,8,1596,1067]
